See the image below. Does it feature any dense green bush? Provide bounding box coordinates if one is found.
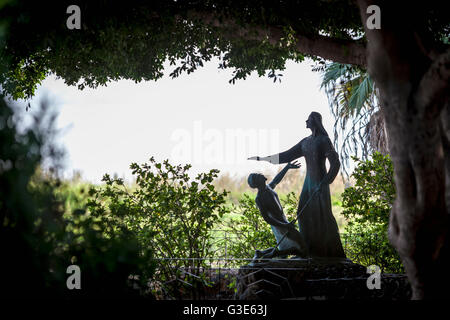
[86,158,230,298]
[0,98,154,298]
[341,152,403,273]
[0,98,53,297]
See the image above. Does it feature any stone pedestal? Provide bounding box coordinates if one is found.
[235,257,411,300]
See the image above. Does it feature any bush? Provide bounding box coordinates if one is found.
[0,98,154,298]
[341,152,403,273]
[86,158,230,299]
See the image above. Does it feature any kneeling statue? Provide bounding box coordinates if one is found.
[247,161,308,263]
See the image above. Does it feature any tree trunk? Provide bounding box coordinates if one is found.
[358,0,450,299]
[368,109,389,154]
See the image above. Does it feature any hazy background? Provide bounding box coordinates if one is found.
[15,58,336,184]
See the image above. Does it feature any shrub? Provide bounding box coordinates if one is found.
[341,152,403,273]
[86,158,230,299]
[0,98,154,298]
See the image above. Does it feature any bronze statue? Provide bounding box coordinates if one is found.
[249,111,345,258]
[247,161,308,260]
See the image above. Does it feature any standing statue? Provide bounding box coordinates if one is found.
[249,111,345,258]
[247,161,308,260]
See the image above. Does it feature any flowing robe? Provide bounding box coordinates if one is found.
[276,134,345,257]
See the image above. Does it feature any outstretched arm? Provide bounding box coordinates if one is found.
[269,161,300,189]
[248,139,304,164]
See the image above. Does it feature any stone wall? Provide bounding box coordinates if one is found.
[235,258,411,300]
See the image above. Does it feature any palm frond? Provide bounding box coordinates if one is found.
[348,76,374,112]
[319,62,379,179]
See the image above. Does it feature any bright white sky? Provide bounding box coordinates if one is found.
[22,58,336,184]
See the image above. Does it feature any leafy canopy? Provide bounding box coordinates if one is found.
[2,1,448,100]
[1,0,364,99]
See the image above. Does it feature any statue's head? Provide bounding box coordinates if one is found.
[247,173,267,189]
[306,111,328,136]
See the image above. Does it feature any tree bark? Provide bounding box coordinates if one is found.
[368,109,389,154]
[357,0,450,299]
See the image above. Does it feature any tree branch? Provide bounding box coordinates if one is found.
[185,11,367,67]
[415,47,450,114]
[293,33,367,68]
